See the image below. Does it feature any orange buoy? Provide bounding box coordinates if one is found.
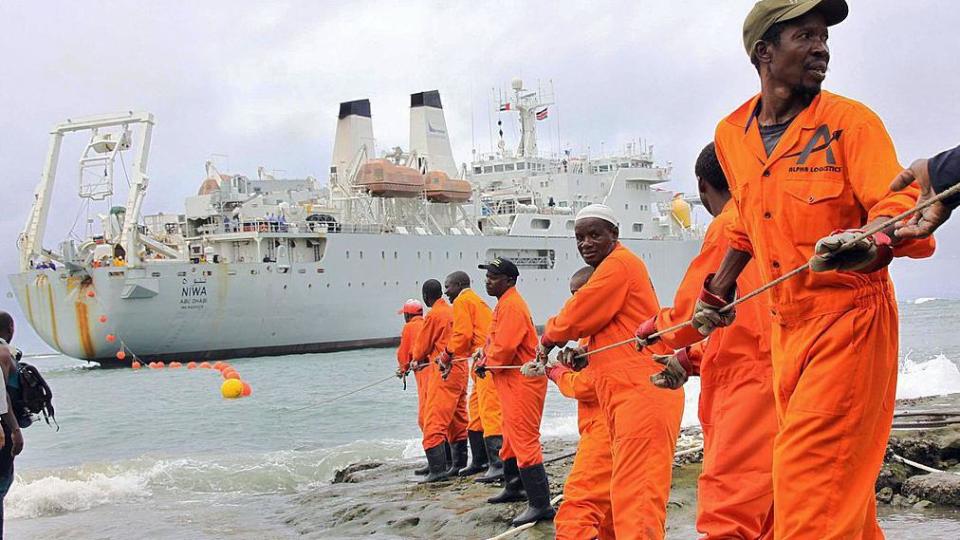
[169,362,182,369]
[241,381,252,397]
[98,315,108,323]
[156,361,165,368]
[224,371,241,380]
[86,290,95,298]
[131,361,142,370]
[106,334,116,343]
[187,362,197,369]
[150,362,160,369]
[116,350,126,360]
[199,362,211,369]
[213,361,224,369]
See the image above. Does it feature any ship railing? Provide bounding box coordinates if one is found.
[198,218,390,236]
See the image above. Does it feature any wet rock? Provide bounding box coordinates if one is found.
[902,472,960,506]
[333,461,384,484]
[875,462,910,493]
[914,500,935,510]
[876,486,894,504]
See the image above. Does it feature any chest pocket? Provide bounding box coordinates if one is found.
[781,178,846,246]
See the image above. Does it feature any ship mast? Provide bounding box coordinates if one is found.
[498,79,553,158]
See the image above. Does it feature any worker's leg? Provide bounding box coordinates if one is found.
[592,357,684,540]
[477,370,504,436]
[555,422,613,540]
[467,370,483,432]
[772,296,897,539]
[696,360,776,539]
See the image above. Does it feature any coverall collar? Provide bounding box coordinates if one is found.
[730,91,828,166]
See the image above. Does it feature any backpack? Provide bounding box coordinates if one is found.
[11,361,56,430]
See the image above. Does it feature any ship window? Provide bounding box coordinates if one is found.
[531,218,550,230]
[633,223,644,233]
[346,250,350,259]
[381,251,385,259]
[474,166,482,174]
[625,203,629,210]
[359,251,364,260]
[417,251,421,259]
[313,244,323,261]
[394,251,398,259]
[484,166,493,173]
[517,162,526,170]
[505,163,515,171]
[151,272,161,278]
[446,252,450,260]
[494,164,504,172]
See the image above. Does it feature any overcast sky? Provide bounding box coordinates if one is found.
[2,1,959,351]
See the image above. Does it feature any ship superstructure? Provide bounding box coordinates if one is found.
[10,81,701,363]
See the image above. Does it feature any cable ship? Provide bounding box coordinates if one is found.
[9,79,702,362]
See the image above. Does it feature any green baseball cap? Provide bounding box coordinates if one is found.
[743,0,849,56]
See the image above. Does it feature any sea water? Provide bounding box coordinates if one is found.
[6,300,960,539]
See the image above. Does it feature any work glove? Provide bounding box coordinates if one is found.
[436,350,453,380]
[558,345,588,371]
[520,359,546,377]
[634,316,659,351]
[649,348,694,390]
[691,274,735,337]
[473,348,488,379]
[537,336,560,364]
[411,359,429,372]
[809,229,894,273]
[395,366,407,379]
[546,361,571,383]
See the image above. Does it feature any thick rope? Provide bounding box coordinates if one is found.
[292,373,398,412]
[586,181,960,358]
[892,453,960,476]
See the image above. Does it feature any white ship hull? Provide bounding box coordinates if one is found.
[9,233,699,363]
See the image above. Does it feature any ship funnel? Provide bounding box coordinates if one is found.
[331,99,375,188]
[409,90,458,177]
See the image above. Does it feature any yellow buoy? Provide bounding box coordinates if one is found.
[221,379,244,399]
[671,194,692,229]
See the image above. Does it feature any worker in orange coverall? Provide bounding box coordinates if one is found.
[437,270,504,481]
[635,142,776,539]
[691,2,936,537]
[411,279,463,483]
[474,257,554,526]
[547,266,615,540]
[540,203,684,539]
[394,298,429,474]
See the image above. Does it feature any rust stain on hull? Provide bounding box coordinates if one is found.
[75,301,95,358]
[45,279,63,352]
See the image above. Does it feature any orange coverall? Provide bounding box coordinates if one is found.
[485,286,547,468]
[397,315,427,431]
[715,90,935,538]
[449,288,502,436]
[551,361,615,540]
[412,298,467,449]
[654,200,776,539]
[544,243,684,539]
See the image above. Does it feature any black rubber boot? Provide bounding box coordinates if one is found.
[419,444,450,484]
[444,441,453,470]
[459,430,489,477]
[511,463,556,525]
[486,458,526,503]
[445,439,469,477]
[475,435,504,483]
[414,462,430,475]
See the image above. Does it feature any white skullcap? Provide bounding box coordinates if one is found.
[575,204,619,227]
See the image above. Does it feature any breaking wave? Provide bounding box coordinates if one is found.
[897,353,960,400]
[6,439,415,519]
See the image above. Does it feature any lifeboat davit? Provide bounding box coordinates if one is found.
[424,171,471,203]
[356,159,424,198]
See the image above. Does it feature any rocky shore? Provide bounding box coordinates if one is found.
[284,394,960,539]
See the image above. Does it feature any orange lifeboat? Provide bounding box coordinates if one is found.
[424,171,471,203]
[356,159,424,198]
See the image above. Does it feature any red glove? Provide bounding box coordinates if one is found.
[691,274,736,337]
[436,350,453,380]
[546,363,571,383]
[634,316,658,350]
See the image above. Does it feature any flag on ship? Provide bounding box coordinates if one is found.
[536,107,549,120]
[499,103,512,111]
